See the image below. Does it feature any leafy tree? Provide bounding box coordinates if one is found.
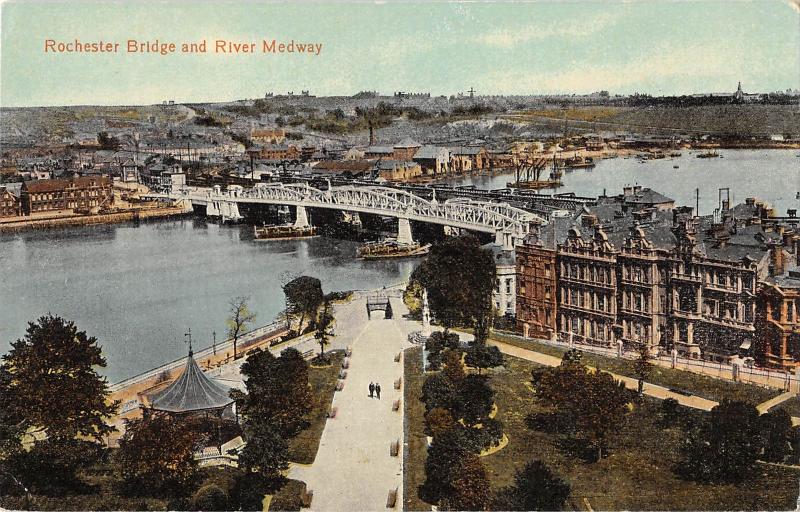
[464,343,504,375]
[117,413,204,496]
[453,375,495,427]
[422,373,457,414]
[495,460,571,511]
[534,355,631,461]
[97,131,120,150]
[238,348,313,438]
[2,315,118,444]
[680,400,761,482]
[424,331,460,371]
[237,420,289,479]
[227,296,257,359]
[314,300,335,360]
[440,454,492,511]
[283,276,324,334]
[411,236,495,337]
[422,428,470,504]
[190,484,229,511]
[760,407,792,463]
[6,436,103,496]
[659,397,681,428]
[442,349,465,385]
[633,343,653,395]
[0,365,22,461]
[424,408,457,439]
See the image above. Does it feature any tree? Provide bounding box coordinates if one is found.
[633,343,653,395]
[97,131,120,150]
[410,236,495,336]
[424,408,457,439]
[282,276,324,334]
[238,348,313,438]
[453,375,495,427]
[314,300,335,360]
[464,343,504,375]
[441,349,465,385]
[680,400,761,482]
[496,460,571,511]
[534,355,631,461]
[227,296,256,359]
[422,373,457,414]
[422,428,470,504]
[191,483,229,511]
[117,413,204,496]
[2,315,118,443]
[237,420,289,479]
[440,454,492,511]
[760,408,792,463]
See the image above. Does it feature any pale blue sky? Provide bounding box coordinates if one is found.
[1,0,798,107]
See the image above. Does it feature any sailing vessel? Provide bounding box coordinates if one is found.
[253,224,317,240]
[697,149,721,158]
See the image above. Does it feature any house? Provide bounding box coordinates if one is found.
[363,146,394,160]
[0,185,21,217]
[392,138,421,161]
[256,144,300,160]
[449,146,488,172]
[375,160,422,182]
[250,128,286,144]
[412,145,450,175]
[21,176,113,214]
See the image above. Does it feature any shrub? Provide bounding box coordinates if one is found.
[191,484,229,511]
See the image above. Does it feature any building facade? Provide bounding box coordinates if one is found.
[0,186,21,217]
[21,176,113,214]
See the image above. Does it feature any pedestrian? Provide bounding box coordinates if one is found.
[375,382,381,399]
[369,381,375,398]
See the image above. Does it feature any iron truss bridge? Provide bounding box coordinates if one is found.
[164,182,545,240]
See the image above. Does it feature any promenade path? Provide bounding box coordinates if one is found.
[288,294,415,511]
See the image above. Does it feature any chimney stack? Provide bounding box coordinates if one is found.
[770,242,786,276]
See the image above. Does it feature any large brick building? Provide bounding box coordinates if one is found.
[0,186,21,217]
[21,176,113,214]
[516,190,800,366]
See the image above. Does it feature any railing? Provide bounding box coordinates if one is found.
[108,320,284,392]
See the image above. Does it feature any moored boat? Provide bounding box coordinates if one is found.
[357,239,431,259]
[253,224,318,240]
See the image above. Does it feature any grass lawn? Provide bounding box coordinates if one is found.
[772,397,800,417]
[480,354,800,511]
[403,346,432,512]
[288,350,345,464]
[489,331,781,406]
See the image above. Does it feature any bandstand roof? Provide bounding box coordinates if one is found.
[149,352,234,413]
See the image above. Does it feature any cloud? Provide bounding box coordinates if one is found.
[476,13,619,48]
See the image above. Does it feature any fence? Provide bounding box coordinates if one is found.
[495,330,800,392]
[108,320,284,392]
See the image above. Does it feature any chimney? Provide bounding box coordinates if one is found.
[368,123,375,146]
[770,242,786,276]
[623,186,633,197]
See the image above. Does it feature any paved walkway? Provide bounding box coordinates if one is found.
[288,296,414,511]
[757,391,797,414]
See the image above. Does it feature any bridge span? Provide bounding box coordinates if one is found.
[156,182,546,247]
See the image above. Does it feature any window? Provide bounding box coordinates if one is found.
[545,286,551,299]
[505,279,512,295]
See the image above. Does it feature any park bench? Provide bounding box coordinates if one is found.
[336,380,345,391]
[386,487,398,509]
[394,377,402,390]
[390,439,399,457]
[392,399,401,412]
[328,406,338,419]
[394,352,402,363]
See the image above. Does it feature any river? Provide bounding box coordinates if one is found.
[0,219,416,382]
[0,149,796,381]
[448,148,799,216]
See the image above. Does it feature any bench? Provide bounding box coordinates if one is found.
[386,487,398,509]
[336,380,345,391]
[390,439,399,457]
[394,377,402,390]
[341,358,350,369]
[339,369,348,379]
[328,407,338,419]
[392,399,401,412]
[301,489,314,508]
[394,352,402,363]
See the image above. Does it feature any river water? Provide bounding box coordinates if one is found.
[0,149,796,381]
[0,219,416,382]
[449,149,799,216]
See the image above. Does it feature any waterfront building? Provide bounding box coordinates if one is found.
[516,187,800,364]
[0,186,21,217]
[363,145,394,160]
[412,145,450,175]
[485,243,517,317]
[392,138,421,161]
[449,146,488,172]
[375,160,422,182]
[21,175,113,214]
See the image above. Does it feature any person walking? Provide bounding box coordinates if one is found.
[369,381,375,398]
[375,382,381,400]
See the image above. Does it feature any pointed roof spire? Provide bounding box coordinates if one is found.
[148,352,233,413]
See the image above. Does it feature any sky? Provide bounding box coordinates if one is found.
[1,0,798,107]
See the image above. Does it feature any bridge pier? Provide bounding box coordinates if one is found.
[397,217,414,245]
[294,206,310,228]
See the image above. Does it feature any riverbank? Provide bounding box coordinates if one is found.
[0,206,191,233]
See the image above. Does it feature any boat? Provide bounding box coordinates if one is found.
[561,155,595,169]
[673,165,680,169]
[507,179,561,189]
[697,149,721,159]
[357,239,431,260]
[253,224,317,240]
[669,151,682,157]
